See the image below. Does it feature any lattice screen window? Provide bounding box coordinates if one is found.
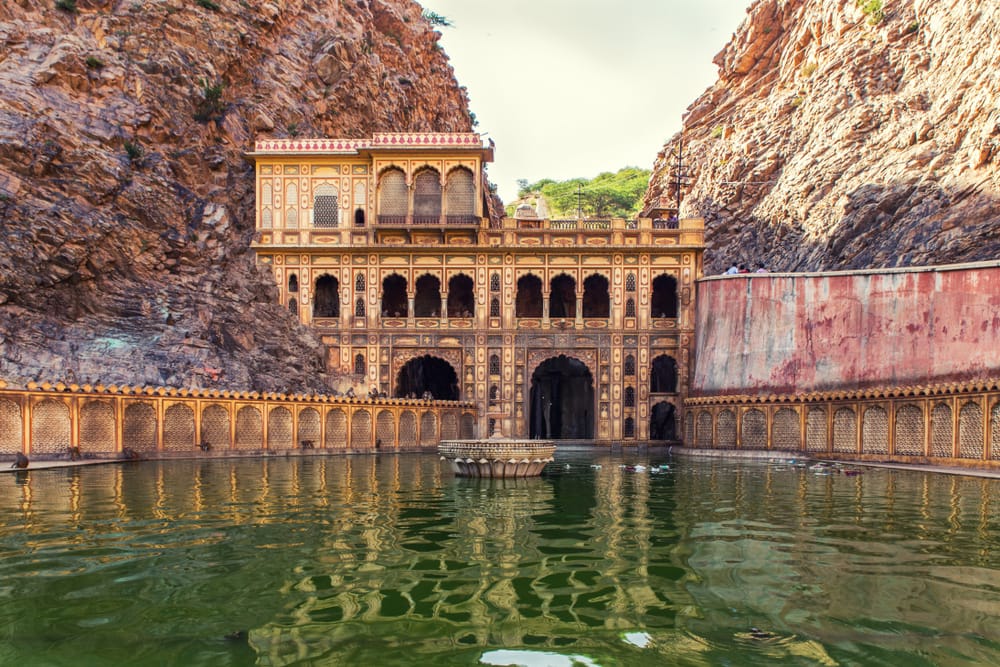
[355,353,366,376]
[684,413,694,445]
[202,404,231,450]
[356,274,366,292]
[326,409,347,448]
[624,355,635,376]
[930,402,953,457]
[32,399,71,454]
[490,297,500,317]
[991,402,1000,460]
[490,273,500,292]
[163,404,195,451]
[376,410,395,448]
[489,385,499,404]
[626,273,636,292]
[80,401,115,453]
[352,410,372,447]
[624,417,635,438]
[445,167,475,217]
[696,411,713,446]
[236,406,263,449]
[742,409,766,448]
[299,408,321,446]
[261,208,272,229]
[421,412,437,444]
[624,386,635,407]
[773,408,800,450]
[268,407,293,449]
[461,414,475,439]
[355,298,366,317]
[833,407,857,453]
[314,184,339,228]
[285,183,298,228]
[489,354,501,376]
[124,403,157,451]
[862,406,888,455]
[894,404,924,455]
[442,413,459,440]
[806,408,828,452]
[262,182,272,206]
[414,169,442,218]
[959,401,983,459]
[717,410,736,448]
[625,298,636,318]
[399,411,417,448]
[379,169,408,216]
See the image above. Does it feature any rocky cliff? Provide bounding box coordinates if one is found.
[0,0,472,391]
[646,0,1000,274]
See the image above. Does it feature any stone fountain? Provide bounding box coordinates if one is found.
[439,438,556,478]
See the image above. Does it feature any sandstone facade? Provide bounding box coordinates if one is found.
[645,0,1000,274]
[0,0,472,391]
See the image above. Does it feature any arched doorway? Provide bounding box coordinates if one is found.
[395,355,460,400]
[582,273,609,318]
[516,274,542,317]
[650,401,677,440]
[651,355,678,393]
[313,275,340,318]
[651,274,678,318]
[381,274,407,317]
[530,355,594,440]
[549,274,576,318]
[414,274,441,318]
[447,274,474,317]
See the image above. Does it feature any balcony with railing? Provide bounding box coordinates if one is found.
[375,214,482,228]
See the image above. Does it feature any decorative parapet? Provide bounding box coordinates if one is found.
[687,377,1000,406]
[251,133,486,155]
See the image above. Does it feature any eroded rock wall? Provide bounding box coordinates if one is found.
[646,0,1000,274]
[0,0,472,391]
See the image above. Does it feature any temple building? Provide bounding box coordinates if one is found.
[248,133,704,443]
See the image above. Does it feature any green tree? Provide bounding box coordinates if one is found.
[517,168,649,218]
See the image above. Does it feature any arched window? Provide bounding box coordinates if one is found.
[625,298,636,318]
[515,274,543,318]
[313,183,339,228]
[489,354,501,376]
[447,274,475,318]
[313,275,340,318]
[624,354,635,376]
[445,167,476,223]
[261,208,272,229]
[549,274,576,318]
[414,274,441,317]
[354,208,365,226]
[413,168,442,223]
[624,417,635,438]
[355,273,366,293]
[381,274,408,317]
[489,385,499,403]
[288,298,298,315]
[287,273,298,293]
[651,355,678,393]
[354,353,366,376]
[378,168,407,222]
[285,183,298,228]
[490,297,500,317]
[490,273,501,293]
[355,297,366,317]
[488,418,497,437]
[625,273,636,292]
[624,386,635,407]
[582,273,610,318]
[651,274,678,318]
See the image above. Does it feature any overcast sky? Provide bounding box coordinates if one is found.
[423,0,751,203]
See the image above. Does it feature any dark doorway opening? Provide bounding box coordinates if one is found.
[414,274,441,318]
[582,273,609,318]
[382,274,407,318]
[313,275,340,318]
[516,274,542,317]
[395,355,459,400]
[549,274,576,318]
[651,274,678,318]
[650,401,677,440]
[447,274,475,317]
[530,355,594,439]
[651,355,678,393]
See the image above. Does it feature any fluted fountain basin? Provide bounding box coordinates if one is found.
[439,438,556,478]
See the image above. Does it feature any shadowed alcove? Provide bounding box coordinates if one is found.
[530,355,594,439]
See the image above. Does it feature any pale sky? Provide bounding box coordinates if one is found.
[423,0,751,203]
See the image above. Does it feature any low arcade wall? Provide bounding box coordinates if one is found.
[0,380,477,460]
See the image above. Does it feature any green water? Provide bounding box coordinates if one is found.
[2,452,1000,666]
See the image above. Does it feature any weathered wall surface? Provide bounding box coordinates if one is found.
[692,262,1000,396]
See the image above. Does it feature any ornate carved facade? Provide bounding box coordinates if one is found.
[249,134,705,442]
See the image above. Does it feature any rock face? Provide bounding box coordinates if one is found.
[0,0,472,391]
[645,0,1000,274]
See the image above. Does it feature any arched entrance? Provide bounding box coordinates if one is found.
[395,355,460,400]
[650,401,677,441]
[530,355,594,439]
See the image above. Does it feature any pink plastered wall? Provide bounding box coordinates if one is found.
[692,262,1000,397]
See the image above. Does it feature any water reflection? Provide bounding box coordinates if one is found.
[1,455,1000,666]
